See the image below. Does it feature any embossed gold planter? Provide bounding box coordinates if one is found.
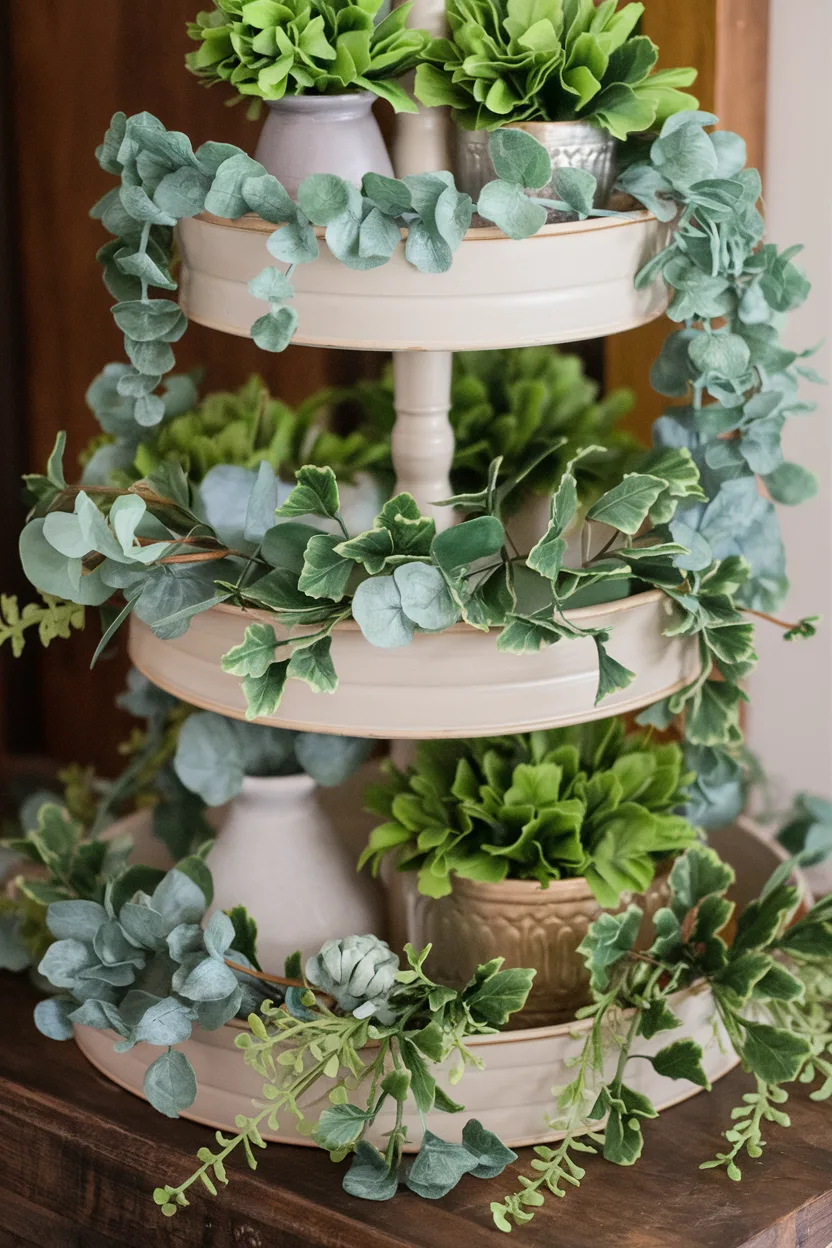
[404,867,671,1027]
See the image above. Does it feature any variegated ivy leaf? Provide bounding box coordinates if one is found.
[221,622,279,680]
[586,474,666,535]
[431,516,505,576]
[276,465,340,521]
[593,632,636,706]
[298,534,353,600]
[334,527,394,575]
[375,493,436,556]
[496,611,565,654]
[636,447,707,526]
[525,454,586,583]
[287,637,338,695]
[242,661,290,720]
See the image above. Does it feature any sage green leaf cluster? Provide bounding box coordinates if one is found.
[619,111,820,616]
[414,0,698,134]
[34,857,274,1117]
[173,709,371,804]
[160,941,532,1214]
[360,718,698,904]
[82,372,389,489]
[492,843,832,1229]
[187,0,428,114]
[353,345,638,504]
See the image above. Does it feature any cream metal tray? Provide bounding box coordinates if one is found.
[128,589,701,739]
[177,211,670,353]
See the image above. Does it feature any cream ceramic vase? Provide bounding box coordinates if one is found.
[405,867,671,1027]
[206,774,385,973]
[254,92,394,196]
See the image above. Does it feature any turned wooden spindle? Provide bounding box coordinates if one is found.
[390,350,455,529]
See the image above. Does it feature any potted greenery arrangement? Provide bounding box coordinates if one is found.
[82,370,389,490]
[186,0,429,192]
[360,717,698,1024]
[82,368,388,538]
[414,0,698,216]
[352,343,638,548]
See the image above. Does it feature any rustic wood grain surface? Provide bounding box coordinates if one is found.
[1,973,831,1248]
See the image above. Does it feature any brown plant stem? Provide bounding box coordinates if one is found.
[744,607,803,631]
[224,958,336,1005]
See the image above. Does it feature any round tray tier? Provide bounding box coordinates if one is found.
[76,979,734,1151]
[73,824,797,1152]
[177,211,670,352]
[128,590,700,738]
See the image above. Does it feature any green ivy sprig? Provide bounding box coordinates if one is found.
[491,845,832,1231]
[156,937,534,1212]
[16,436,733,721]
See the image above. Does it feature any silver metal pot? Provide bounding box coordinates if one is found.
[456,119,618,224]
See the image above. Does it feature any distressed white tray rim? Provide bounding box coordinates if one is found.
[177,210,670,352]
[128,589,701,739]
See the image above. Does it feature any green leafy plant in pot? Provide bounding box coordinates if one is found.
[415,0,698,216]
[81,371,390,491]
[81,367,388,543]
[351,344,638,549]
[186,0,430,192]
[360,717,699,1024]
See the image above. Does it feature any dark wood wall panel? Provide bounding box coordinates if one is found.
[606,0,770,441]
[6,1,380,772]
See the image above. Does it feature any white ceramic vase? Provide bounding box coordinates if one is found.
[206,774,386,973]
[253,92,393,196]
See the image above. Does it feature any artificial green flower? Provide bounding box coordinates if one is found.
[187,0,429,114]
[360,718,698,905]
[414,0,698,134]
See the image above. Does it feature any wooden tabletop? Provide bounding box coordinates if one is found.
[1,972,831,1248]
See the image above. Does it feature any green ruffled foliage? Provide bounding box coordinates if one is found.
[360,718,698,904]
[81,372,389,488]
[352,345,638,504]
[414,0,698,133]
[186,0,428,114]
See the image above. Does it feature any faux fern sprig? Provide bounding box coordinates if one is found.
[0,593,85,657]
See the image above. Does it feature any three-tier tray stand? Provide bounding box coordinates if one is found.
[74,12,783,1150]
